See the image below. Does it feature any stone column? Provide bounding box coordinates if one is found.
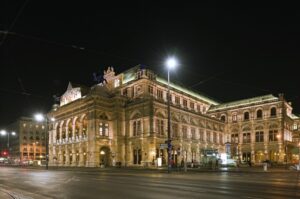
[78,149,83,167]
[71,145,76,166]
[65,148,70,166]
[58,147,63,166]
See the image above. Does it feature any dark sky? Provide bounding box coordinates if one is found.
[1,1,299,127]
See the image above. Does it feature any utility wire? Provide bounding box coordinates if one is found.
[0,31,143,64]
[0,0,30,47]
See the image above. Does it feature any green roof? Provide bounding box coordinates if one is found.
[156,77,219,105]
[208,94,278,112]
[290,114,299,119]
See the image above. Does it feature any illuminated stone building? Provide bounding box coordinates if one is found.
[5,117,47,164]
[48,66,225,167]
[48,66,299,167]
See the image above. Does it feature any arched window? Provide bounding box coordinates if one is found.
[74,119,80,138]
[270,107,277,117]
[56,125,60,140]
[256,109,263,119]
[82,116,87,137]
[244,112,250,120]
[62,122,66,139]
[156,119,164,135]
[67,121,72,138]
[220,115,226,122]
[133,120,141,136]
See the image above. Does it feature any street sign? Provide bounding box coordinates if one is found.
[160,144,168,149]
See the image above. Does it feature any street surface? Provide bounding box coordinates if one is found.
[0,167,299,199]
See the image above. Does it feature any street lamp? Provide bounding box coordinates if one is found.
[0,130,17,156]
[34,113,55,170]
[165,56,178,173]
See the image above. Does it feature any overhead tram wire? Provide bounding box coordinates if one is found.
[0,31,144,65]
[0,0,30,48]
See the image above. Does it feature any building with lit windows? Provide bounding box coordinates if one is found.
[3,117,47,165]
[207,94,300,164]
[48,66,300,167]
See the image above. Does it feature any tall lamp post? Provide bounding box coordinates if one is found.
[0,130,16,158]
[165,57,178,173]
[34,113,55,170]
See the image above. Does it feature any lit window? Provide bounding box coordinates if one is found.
[232,114,237,122]
[114,79,120,87]
[99,122,109,136]
[294,124,298,130]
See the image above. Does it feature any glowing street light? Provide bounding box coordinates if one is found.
[165,56,178,173]
[0,129,17,155]
[34,113,55,170]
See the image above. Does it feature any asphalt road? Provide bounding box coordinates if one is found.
[0,167,299,199]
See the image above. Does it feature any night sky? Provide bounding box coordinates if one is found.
[1,1,300,127]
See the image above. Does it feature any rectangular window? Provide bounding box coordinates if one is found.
[269,130,278,141]
[99,123,109,136]
[255,131,264,142]
[199,130,204,141]
[232,115,237,122]
[172,123,178,138]
[191,128,196,139]
[190,102,194,110]
[206,132,211,142]
[197,105,201,112]
[156,119,164,135]
[182,126,187,138]
[175,96,180,105]
[231,133,239,143]
[213,132,217,143]
[157,89,163,100]
[243,133,251,143]
[183,99,187,108]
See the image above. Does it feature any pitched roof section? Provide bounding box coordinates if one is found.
[156,77,219,105]
[208,94,278,112]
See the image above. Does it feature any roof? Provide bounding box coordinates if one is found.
[290,114,300,120]
[208,94,279,112]
[156,77,219,105]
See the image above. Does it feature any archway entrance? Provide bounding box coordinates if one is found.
[100,147,110,167]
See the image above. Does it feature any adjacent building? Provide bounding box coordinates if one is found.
[3,117,47,165]
[47,65,300,167]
